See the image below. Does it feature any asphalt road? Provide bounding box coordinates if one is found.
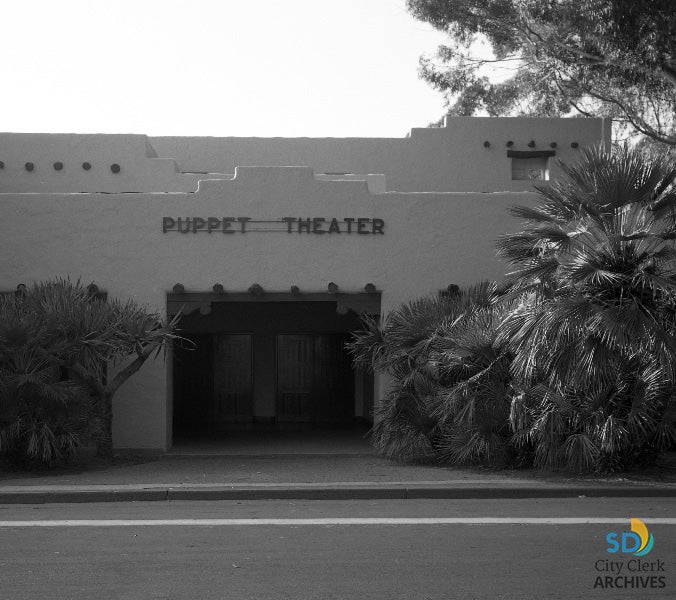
[1,498,674,600]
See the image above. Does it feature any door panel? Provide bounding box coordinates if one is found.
[276,335,314,423]
[172,334,213,435]
[314,334,354,423]
[213,334,253,425]
[276,333,354,424]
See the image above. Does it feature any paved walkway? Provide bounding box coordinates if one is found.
[166,428,375,456]
[1,432,675,503]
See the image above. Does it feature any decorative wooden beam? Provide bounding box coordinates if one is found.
[440,283,460,299]
[166,290,381,317]
[86,283,99,298]
[507,150,556,158]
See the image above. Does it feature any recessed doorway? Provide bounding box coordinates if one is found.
[171,298,377,441]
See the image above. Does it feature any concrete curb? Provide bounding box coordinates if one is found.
[0,490,168,504]
[1,483,675,504]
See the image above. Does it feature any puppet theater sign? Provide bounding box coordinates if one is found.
[162,216,385,235]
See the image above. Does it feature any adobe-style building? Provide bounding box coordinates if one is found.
[0,117,610,451]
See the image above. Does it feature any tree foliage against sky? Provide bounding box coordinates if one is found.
[407,0,676,145]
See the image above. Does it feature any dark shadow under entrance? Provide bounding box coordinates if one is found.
[172,300,375,439]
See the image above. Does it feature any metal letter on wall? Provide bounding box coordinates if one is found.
[161,217,385,235]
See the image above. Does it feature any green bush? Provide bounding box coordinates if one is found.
[352,146,676,473]
[0,278,178,467]
[348,282,516,466]
[0,303,101,467]
[498,145,676,472]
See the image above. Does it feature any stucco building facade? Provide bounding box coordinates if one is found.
[0,117,610,451]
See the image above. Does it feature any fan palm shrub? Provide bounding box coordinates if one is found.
[348,282,516,465]
[497,145,676,472]
[0,298,101,466]
[0,279,179,464]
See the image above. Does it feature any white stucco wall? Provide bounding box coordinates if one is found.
[0,133,202,193]
[0,117,608,450]
[1,166,535,450]
[0,117,610,195]
[150,117,610,192]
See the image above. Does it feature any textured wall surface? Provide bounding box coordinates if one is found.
[0,117,610,194]
[0,133,203,193]
[0,117,608,450]
[1,166,535,449]
[150,117,610,192]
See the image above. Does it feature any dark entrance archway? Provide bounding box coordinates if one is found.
[170,292,379,440]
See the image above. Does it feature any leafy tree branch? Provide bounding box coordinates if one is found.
[407,0,676,145]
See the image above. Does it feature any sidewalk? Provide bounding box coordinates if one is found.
[1,448,675,504]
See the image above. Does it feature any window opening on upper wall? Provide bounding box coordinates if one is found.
[507,149,556,181]
[511,156,549,180]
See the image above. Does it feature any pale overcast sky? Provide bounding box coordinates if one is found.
[1,0,449,138]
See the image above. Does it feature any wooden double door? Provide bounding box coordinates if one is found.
[172,333,253,434]
[173,332,354,434]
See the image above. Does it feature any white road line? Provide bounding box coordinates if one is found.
[0,518,675,527]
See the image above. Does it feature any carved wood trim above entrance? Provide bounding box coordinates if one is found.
[166,291,381,317]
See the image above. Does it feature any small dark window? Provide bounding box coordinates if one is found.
[110,163,121,173]
[512,157,549,181]
[82,162,92,170]
[53,162,64,171]
[507,149,554,181]
[0,161,5,169]
[25,162,34,172]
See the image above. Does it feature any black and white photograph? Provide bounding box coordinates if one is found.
[0,1,675,598]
